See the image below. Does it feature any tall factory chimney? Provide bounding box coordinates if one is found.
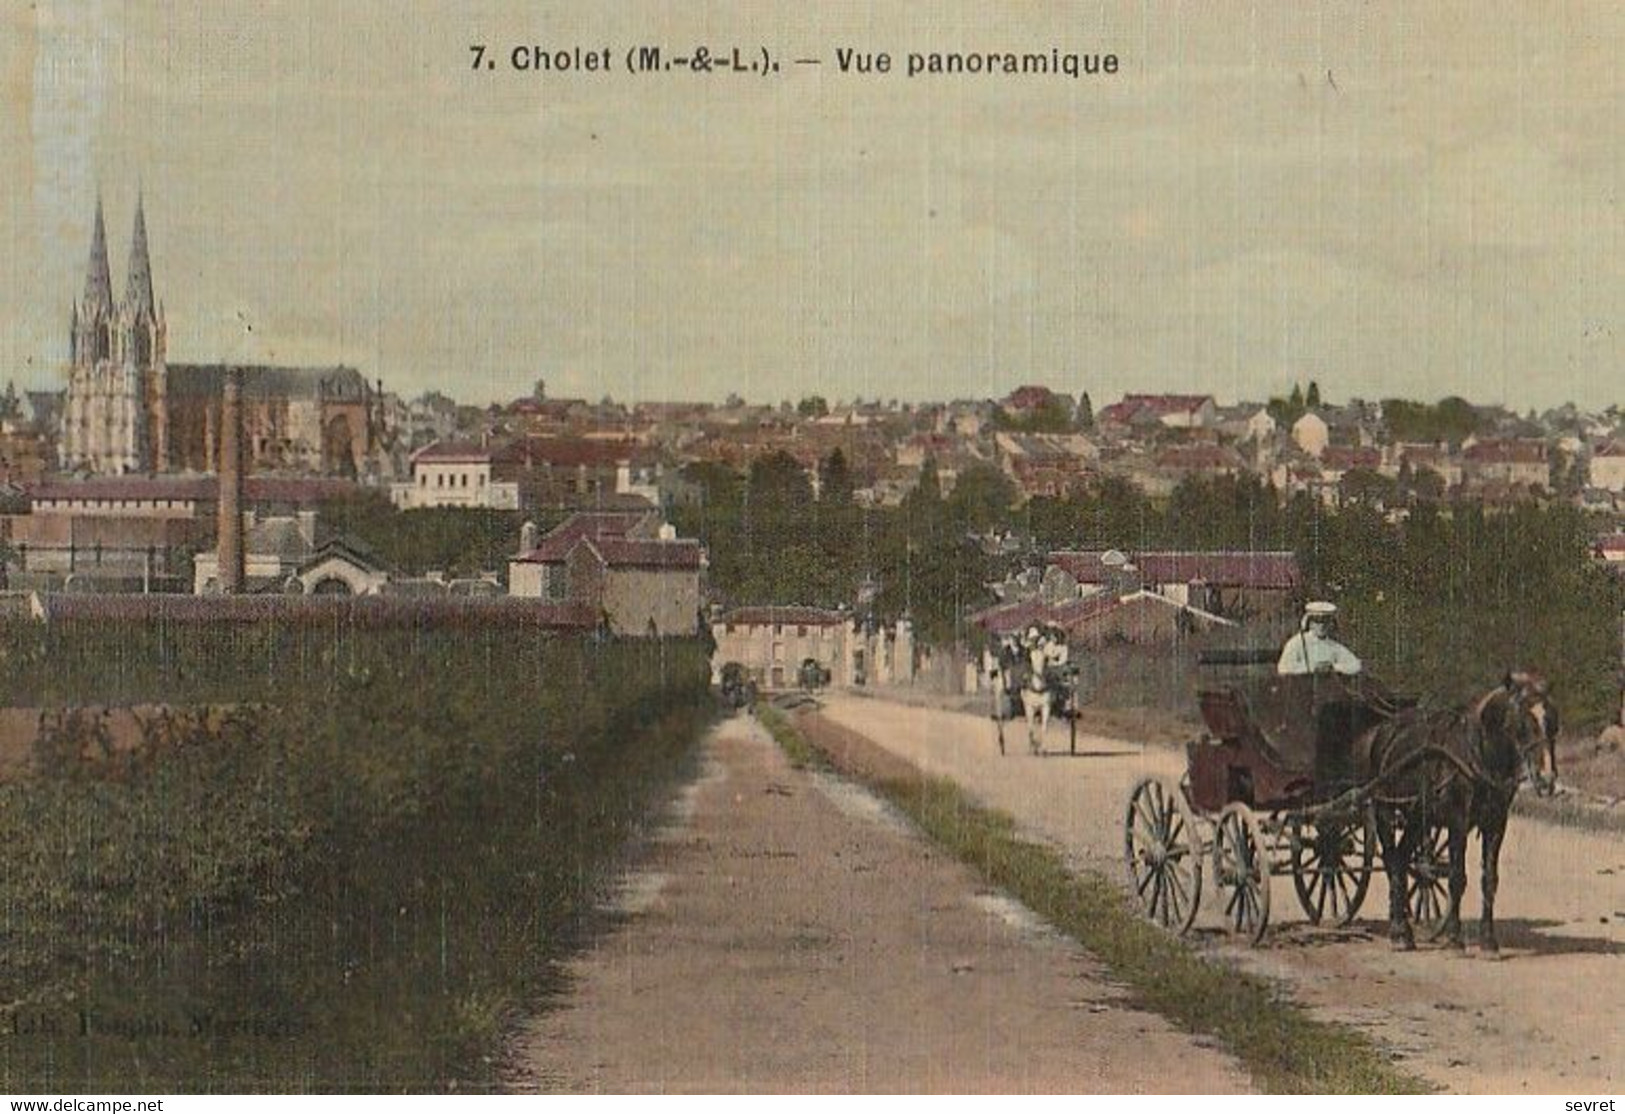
[217,368,246,593]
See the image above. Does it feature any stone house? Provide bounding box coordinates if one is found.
[508,510,704,636]
[710,605,916,690]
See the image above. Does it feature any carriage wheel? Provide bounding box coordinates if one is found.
[1404,820,1451,937]
[1212,803,1272,944]
[1289,807,1375,927]
[1123,777,1203,935]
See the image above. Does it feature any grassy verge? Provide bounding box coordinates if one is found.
[759,701,1429,1095]
[756,703,829,772]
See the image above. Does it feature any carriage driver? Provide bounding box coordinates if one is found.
[1276,601,1363,676]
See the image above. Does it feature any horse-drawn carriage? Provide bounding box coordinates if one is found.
[1125,651,1458,945]
[988,628,1086,756]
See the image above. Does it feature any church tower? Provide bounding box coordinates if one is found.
[69,197,114,369]
[62,195,166,473]
[119,193,167,470]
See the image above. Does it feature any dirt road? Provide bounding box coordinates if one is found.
[815,693,1625,1094]
[507,715,1250,1093]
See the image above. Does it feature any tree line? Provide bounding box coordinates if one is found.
[675,454,1622,728]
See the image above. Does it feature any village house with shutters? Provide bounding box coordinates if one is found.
[708,605,916,691]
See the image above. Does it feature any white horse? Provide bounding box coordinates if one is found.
[1018,633,1070,754]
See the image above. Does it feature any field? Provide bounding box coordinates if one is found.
[0,613,714,1092]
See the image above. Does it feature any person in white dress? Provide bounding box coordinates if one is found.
[1277,601,1363,676]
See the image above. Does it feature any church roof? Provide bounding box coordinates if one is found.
[167,364,369,401]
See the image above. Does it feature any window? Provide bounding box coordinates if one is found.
[419,474,427,487]
[773,624,783,635]
[546,569,569,602]
[797,626,807,638]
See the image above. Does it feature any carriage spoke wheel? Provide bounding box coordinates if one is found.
[1212,803,1271,944]
[1123,778,1202,935]
[1289,808,1375,927]
[1403,820,1451,939]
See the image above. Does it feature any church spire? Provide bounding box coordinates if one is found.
[125,191,154,317]
[83,196,113,313]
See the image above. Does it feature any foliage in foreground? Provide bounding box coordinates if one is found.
[0,620,714,1092]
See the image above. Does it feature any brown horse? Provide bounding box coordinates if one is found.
[1365,670,1559,953]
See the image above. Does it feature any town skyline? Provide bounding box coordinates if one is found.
[2,1,1620,411]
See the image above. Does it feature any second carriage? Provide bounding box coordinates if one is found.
[1124,654,1450,944]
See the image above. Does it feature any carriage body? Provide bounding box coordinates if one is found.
[1185,672,1398,814]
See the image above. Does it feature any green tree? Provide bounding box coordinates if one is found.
[1076,391,1095,431]
[946,463,1016,532]
[747,451,813,510]
[797,395,830,419]
[907,454,943,510]
[818,447,854,504]
[1305,381,1321,409]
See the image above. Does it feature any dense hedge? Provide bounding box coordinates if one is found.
[0,620,714,1091]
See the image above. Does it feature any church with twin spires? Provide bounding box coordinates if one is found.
[63,195,380,477]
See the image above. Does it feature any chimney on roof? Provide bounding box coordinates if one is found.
[217,369,246,593]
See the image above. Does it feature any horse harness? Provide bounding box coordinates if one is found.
[1363,691,1547,808]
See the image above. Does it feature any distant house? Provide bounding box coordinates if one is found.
[1217,405,1275,443]
[1591,442,1625,493]
[970,589,1234,647]
[508,510,704,636]
[1046,549,1300,619]
[1385,442,1464,489]
[1099,394,1218,430]
[1319,446,1383,483]
[296,537,392,596]
[1001,385,1067,418]
[710,606,915,690]
[1154,444,1246,477]
[1292,412,1330,458]
[1463,439,1548,488]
